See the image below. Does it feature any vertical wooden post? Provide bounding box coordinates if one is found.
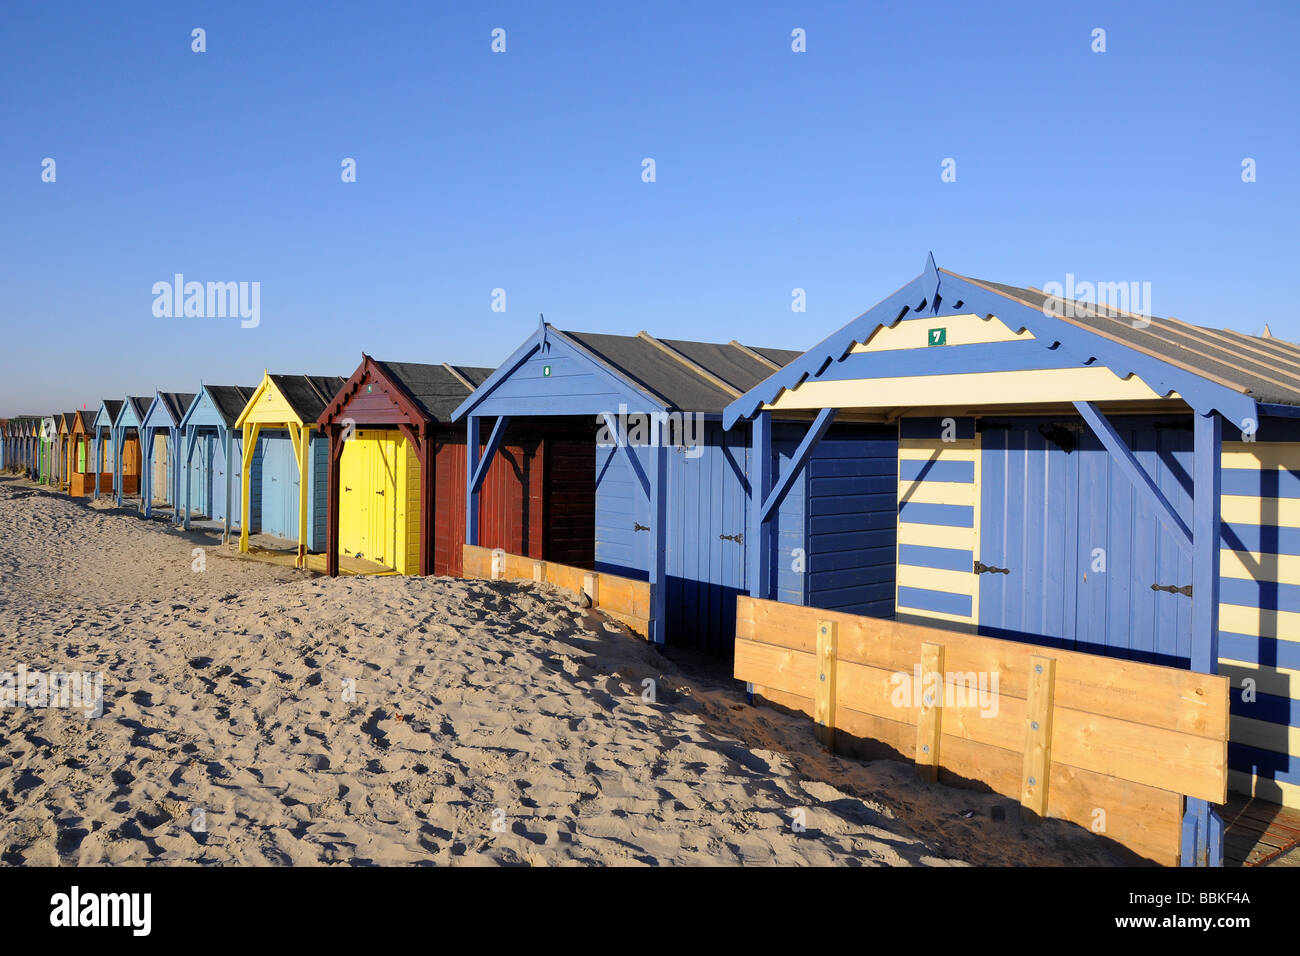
[1020,655,1056,821]
[295,425,310,569]
[746,411,773,600]
[239,423,255,552]
[814,619,837,749]
[648,439,668,645]
[419,425,435,576]
[490,548,505,580]
[466,415,480,547]
[1185,410,1225,866]
[141,428,152,518]
[325,425,341,577]
[532,560,547,583]
[583,571,600,606]
[915,641,945,782]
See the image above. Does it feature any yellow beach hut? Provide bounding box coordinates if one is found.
[234,371,345,568]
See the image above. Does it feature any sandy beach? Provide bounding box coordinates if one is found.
[0,474,1130,866]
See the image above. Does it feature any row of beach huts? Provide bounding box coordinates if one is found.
[2,256,1298,865]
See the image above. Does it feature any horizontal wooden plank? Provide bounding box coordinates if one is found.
[740,597,1228,740]
[827,706,1180,866]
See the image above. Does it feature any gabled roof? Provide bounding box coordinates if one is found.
[93,400,123,429]
[182,385,258,428]
[454,320,800,419]
[723,255,1266,427]
[157,391,196,425]
[115,396,153,428]
[268,374,347,423]
[74,410,96,431]
[374,360,494,422]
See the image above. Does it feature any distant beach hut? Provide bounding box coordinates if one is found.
[234,372,346,567]
[109,397,150,506]
[88,401,123,498]
[67,411,100,496]
[176,384,256,542]
[138,391,195,519]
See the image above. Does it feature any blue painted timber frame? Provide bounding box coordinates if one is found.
[723,254,1253,867]
[139,392,184,521]
[177,386,244,543]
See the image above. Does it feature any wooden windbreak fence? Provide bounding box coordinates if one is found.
[735,596,1229,866]
[462,544,651,637]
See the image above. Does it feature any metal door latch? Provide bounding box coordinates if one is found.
[719,532,744,543]
[633,522,650,532]
[1151,583,1193,597]
[973,560,1010,575]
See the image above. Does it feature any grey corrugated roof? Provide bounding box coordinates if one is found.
[966,274,1300,407]
[205,386,258,427]
[76,410,96,430]
[561,331,800,414]
[373,361,495,423]
[268,375,347,422]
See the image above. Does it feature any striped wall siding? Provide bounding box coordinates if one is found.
[1220,439,1300,808]
[895,417,980,628]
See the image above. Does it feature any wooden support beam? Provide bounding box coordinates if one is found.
[648,440,668,644]
[466,415,480,546]
[746,412,773,600]
[325,424,341,577]
[221,427,234,544]
[532,560,547,583]
[815,619,838,749]
[915,641,944,782]
[600,412,651,500]
[728,340,783,371]
[583,572,600,606]
[470,416,510,494]
[419,423,435,576]
[1020,655,1056,821]
[1074,400,1193,549]
[760,406,836,522]
[441,363,475,391]
[637,330,742,397]
[1185,410,1225,867]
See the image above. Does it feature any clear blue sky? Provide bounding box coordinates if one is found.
[2,0,1296,413]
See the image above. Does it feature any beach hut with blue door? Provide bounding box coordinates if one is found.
[725,254,1300,866]
[109,397,150,506]
[138,391,195,518]
[89,400,123,498]
[235,372,345,567]
[453,319,899,650]
[176,385,256,541]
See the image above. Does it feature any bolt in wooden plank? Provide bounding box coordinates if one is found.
[1021,655,1057,821]
[915,641,945,782]
[815,620,838,750]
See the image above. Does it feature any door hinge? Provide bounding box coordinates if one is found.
[634,522,649,532]
[719,532,744,543]
[973,560,1010,575]
[1151,583,1193,597]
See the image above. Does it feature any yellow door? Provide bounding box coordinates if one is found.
[339,433,371,562]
